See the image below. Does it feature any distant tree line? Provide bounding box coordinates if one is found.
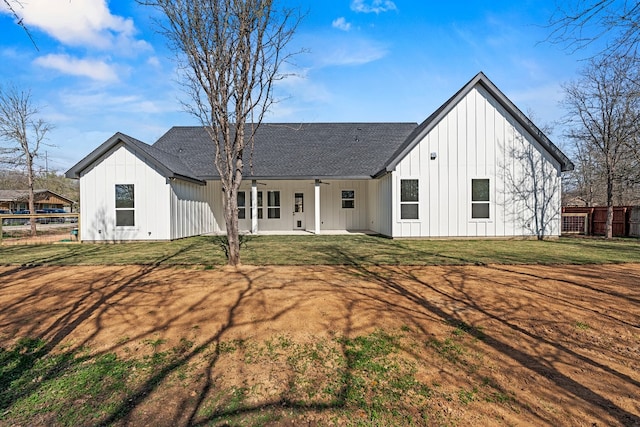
[561,54,640,210]
[549,1,640,238]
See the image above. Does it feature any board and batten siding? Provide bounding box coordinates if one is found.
[367,174,393,236]
[170,180,220,239]
[78,144,171,241]
[392,85,563,238]
[213,179,371,233]
[320,180,369,231]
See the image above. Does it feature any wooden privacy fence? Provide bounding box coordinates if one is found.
[562,206,640,237]
[631,208,640,237]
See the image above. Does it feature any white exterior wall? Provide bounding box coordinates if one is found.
[392,85,563,238]
[214,179,371,233]
[78,144,171,241]
[320,180,369,231]
[367,174,393,236]
[170,180,220,239]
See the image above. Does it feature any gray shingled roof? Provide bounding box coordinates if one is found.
[152,123,418,180]
[66,132,204,183]
[66,72,573,183]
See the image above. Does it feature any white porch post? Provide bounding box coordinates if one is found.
[314,179,321,234]
[251,179,258,234]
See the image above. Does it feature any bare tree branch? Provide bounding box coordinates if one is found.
[0,84,52,236]
[140,0,302,265]
[562,54,640,237]
[3,0,39,51]
[547,0,640,62]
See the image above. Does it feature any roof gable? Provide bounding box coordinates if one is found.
[383,72,574,173]
[66,72,573,182]
[65,132,204,184]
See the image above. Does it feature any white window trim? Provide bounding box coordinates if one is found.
[399,178,420,221]
[267,190,281,219]
[115,184,135,228]
[341,189,355,209]
[470,178,491,221]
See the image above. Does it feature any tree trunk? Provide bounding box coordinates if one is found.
[605,167,614,239]
[26,153,36,237]
[223,186,241,266]
[222,155,244,266]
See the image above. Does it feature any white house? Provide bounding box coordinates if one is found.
[66,72,573,241]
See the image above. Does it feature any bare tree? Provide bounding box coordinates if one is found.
[564,142,605,206]
[0,85,51,236]
[562,55,640,238]
[2,0,39,50]
[548,0,640,59]
[142,0,301,266]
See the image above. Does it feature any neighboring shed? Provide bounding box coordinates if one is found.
[0,189,75,212]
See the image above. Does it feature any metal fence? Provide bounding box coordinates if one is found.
[0,213,79,245]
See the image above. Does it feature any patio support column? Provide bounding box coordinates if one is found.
[251,180,258,234]
[314,179,321,234]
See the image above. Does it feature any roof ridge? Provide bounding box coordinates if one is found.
[382,71,574,173]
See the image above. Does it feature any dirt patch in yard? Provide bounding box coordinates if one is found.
[0,264,638,426]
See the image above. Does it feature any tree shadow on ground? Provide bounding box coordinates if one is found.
[1,245,639,426]
[0,241,209,418]
[324,245,640,426]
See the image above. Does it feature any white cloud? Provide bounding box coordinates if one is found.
[351,0,397,14]
[34,54,118,82]
[316,39,388,67]
[147,56,161,68]
[294,31,389,69]
[0,0,145,50]
[332,17,351,31]
[59,90,174,115]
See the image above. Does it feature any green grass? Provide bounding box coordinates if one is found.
[0,235,639,266]
[1,328,523,426]
[0,331,440,426]
[0,338,137,426]
[199,330,434,425]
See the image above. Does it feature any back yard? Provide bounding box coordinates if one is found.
[0,237,639,426]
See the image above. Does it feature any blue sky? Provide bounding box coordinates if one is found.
[0,0,599,172]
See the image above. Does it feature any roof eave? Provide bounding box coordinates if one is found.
[383,72,574,173]
[170,174,207,185]
[65,132,202,182]
[199,175,375,181]
[65,133,140,179]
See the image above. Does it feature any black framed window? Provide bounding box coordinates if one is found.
[115,184,135,226]
[400,179,419,220]
[471,179,490,219]
[237,191,246,219]
[267,191,280,219]
[341,190,355,209]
